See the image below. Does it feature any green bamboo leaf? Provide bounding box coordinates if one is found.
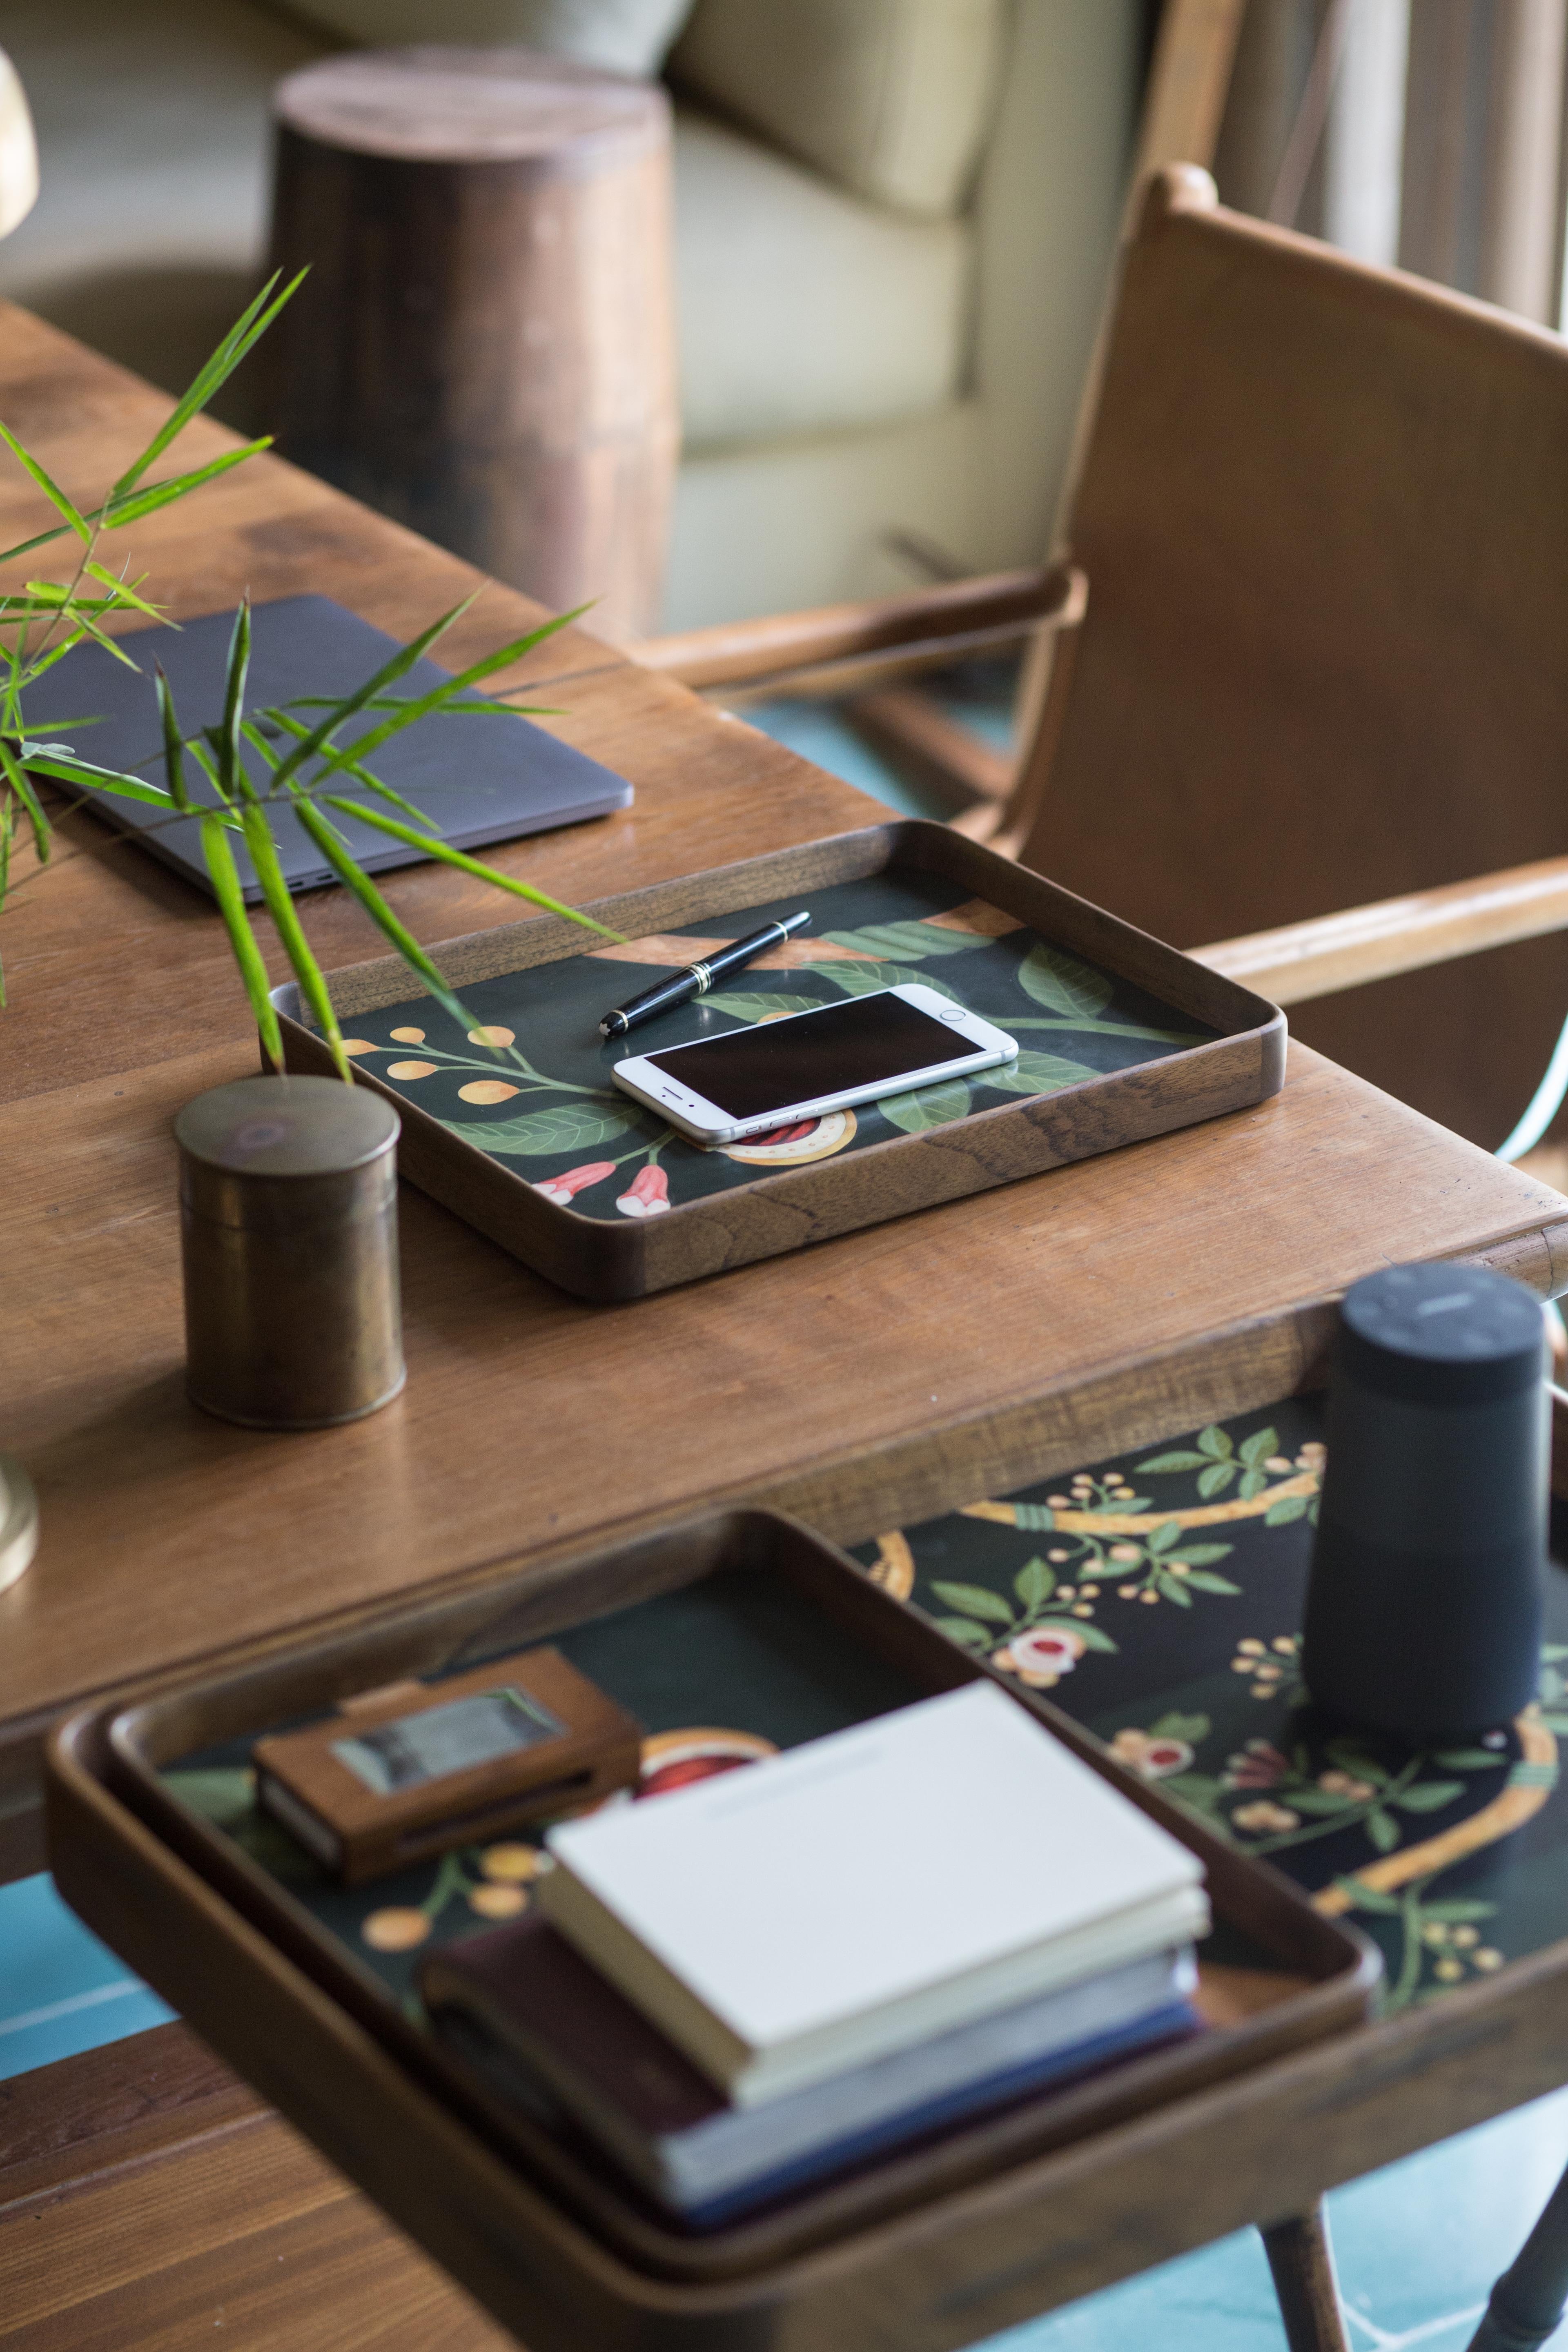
[1135,1450,1209,1474]
[202,815,283,1067]
[1238,1427,1279,1468]
[1016,941,1114,1020]
[932,1617,990,1648]
[1196,1461,1236,1499]
[0,737,50,860]
[1264,1494,1308,1527]
[1196,1425,1235,1459]
[876,1076,971,1132]
[981,1049,1098,1096]
[219,599,251,797]
[238,800,352,1083]
[318,795,624,940]
[82,561,163,619]
[1366,1807,1401,1853]
[105,439,274,528]
[929,1581,1015,1626]
[437,1102,639,1155]
[0,414,91,542]
[154,664,193,812]
[110,267,306,499]
[308,609,581,777]
[1013,1557,1056,1610]
[1394,1781,1466,1813]
[292,798,477,1037]
[19,748,187,812]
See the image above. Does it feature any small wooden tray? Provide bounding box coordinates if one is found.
[271,821,1285,1300]
[47,1511,1374,2351]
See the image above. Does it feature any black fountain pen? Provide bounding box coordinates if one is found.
[599,911,812,1039]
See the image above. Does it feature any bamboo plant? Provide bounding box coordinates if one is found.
[0,274,621,1078]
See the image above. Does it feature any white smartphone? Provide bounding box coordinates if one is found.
[610,982,1018,1146]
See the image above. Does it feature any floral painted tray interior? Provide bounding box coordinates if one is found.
[335,873,1213,1221]
[851,1400,1568,2015]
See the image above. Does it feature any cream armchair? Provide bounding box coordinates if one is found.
[0,0,1136,630]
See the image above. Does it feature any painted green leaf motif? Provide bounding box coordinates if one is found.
[1196,1461,1236,1499]
[1014,1557,1056,1610]
[1156,1572,1193,1607]
[164,1767,254,1828]
[1325,1740,1387,1782]
[1179,1569,1243,1594]
[1136,1451,1211,1474]
[1161,1772,1225,1809]
[1334,1877,1402,1915]
[1150,1711,1212,1742]
[1017,942,1114,1020]
[1012,1502,1056,1532]
[929,1580,1014,1625]
[1062,1619,1119,1653]
[1146,1519,1183,1555]
[701,991,824,1021]
[877,1077,972,1132]
[1366,1807,1401,1853]
[821,920,987,961]
[1196,1425,1234,1460]
[1434,1749,1508,1771]
[981,1049,1098,1097]
[932,1616,990,1647]
[440,1102,637,1155]
[1238,1469,1268,1500]
[1238,1427,1279,1468]
[1265,1494,1308,1527]
[818,960,959,1002]
[1395,1780,1466,1812]
[1419,1898,1500,1922]
[1289,1788,1361,1817]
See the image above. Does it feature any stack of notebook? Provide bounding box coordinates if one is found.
[420,1682,1209,2227]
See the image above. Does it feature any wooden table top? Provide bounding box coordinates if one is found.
[4,302,1568,1878]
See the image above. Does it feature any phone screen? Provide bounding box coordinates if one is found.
[642,991,971,1119]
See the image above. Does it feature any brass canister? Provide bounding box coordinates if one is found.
[176,1074,404,1430]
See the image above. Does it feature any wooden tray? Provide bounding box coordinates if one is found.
[47,1511,1374,2352]
[271,821,1285,1300]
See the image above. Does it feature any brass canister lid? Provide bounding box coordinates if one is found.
[176,1074,399,1177]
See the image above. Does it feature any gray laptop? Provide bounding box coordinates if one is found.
[20,594,633,902]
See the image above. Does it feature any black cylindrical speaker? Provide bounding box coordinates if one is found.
[1301,1263,1547,1740]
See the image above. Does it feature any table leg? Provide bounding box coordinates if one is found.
[1467,2153,1568,2350]
[1261,2205,1352,2352]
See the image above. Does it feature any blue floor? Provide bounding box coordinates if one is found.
[5,679,1562,2341]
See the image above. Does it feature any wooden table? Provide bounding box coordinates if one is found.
[3,303,1568,2350]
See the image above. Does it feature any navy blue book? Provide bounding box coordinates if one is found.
[421,1918,1200,2227]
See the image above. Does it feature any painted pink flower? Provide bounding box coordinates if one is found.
[1220,1739,1292,1791]
[1109,1728,1195,1779]
[617,1164,670,1218]
[532,1160,615,1207]
[993,1625,1085,1687]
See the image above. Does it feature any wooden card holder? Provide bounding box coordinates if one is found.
[47,1510,1375,2352]
[270,821,1285,1300]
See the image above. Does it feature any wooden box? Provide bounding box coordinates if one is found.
[271,822,1285,1300]
[47,1510,1375,2352]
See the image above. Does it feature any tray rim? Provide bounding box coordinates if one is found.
[50,1505,1377,2310]
[268,821,1287,1300]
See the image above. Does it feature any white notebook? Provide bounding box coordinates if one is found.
[539,1682,1208,2105]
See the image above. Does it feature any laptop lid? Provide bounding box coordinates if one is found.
[20,594,632,902]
